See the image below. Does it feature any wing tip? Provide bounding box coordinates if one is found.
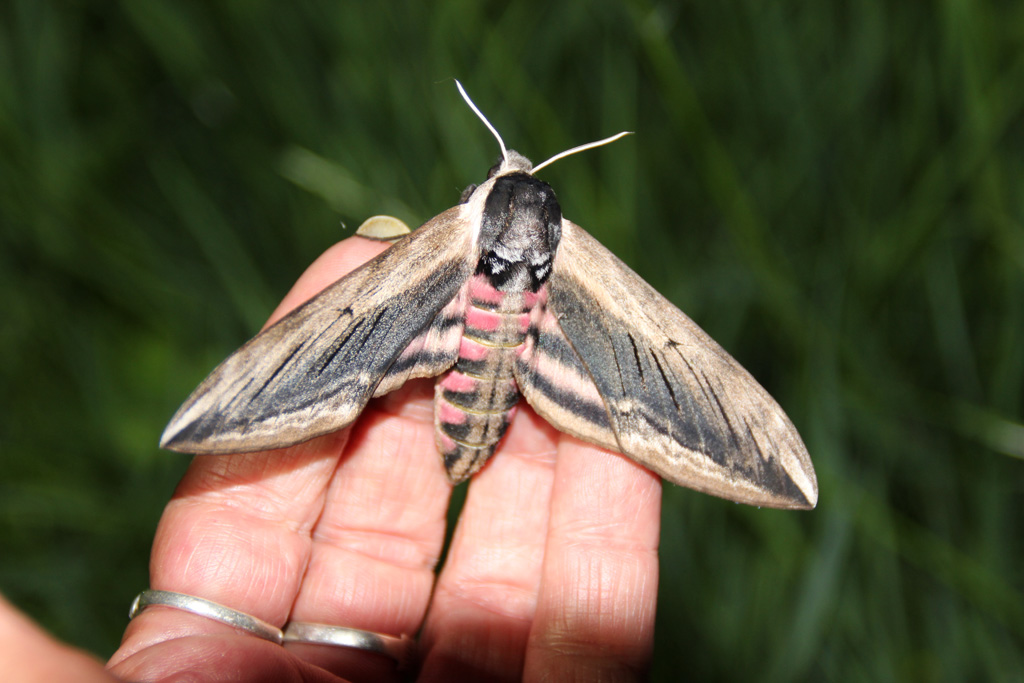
[769,458,818,510]
[159,417,198,453]
[775,462,818,510]
[802,480,819,510]
[159,404,224,453]
[780,484,818,510]
[705,453,819,510]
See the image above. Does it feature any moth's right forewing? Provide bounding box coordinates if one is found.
[546,220,818,510]
[161,206,476,455]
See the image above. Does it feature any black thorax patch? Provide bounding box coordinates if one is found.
[476,173,562,293]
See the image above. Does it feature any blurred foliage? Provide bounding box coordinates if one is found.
[1,0,1022,680]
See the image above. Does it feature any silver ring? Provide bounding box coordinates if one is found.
[129,590,284,644]
[284,621,415,669]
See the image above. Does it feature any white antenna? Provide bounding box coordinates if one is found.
[532,131,633,174]
[456,80,508,166]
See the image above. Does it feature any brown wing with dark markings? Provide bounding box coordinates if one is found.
[529,219,817,509]
[161,206,475,455]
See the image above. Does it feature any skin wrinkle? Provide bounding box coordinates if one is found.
[544,550,657,649]
[180,435,348,527]
[444,523,545,588]
[549,496,661,548]
[375,427,441,497]
[556,532,658,557]
[552,501,660,549]
[476,470,554,531]
[176,484,325,535]
[494,442,559,472]
[313,525,441,571]
[435,499,548,619]
[176,492,319,538]
[301,546,433,625]
[322,476,442,551]
[162,510,308,605]
[438,580,539,621]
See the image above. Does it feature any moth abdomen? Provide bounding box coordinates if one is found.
[439,437,503,484]
[439,370,520,412]
[432,273,540,482]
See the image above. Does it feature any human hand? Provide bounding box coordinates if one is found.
[106,236,663,683]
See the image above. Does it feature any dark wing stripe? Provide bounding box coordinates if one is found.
[650,350,681,413]
[705,380,742,454]
[744,417,768,463]
[250,342,305,400]
[628,334,644,382]
[515,353,611,427]
[317,311,373,374]
[161,206,475,454]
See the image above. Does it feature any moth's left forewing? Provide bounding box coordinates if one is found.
[540,219,817,510]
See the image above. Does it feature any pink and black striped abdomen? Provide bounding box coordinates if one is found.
[434,274,541,482]
[433,169,562,482]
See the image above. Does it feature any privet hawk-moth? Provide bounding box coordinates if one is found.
[161,85,818,510]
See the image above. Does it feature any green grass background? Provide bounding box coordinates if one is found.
[2,1,1022,680]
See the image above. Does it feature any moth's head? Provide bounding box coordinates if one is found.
[459,150,535,204]
[492,150,533,176]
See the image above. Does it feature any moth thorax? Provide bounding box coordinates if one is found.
[478,172,563,293]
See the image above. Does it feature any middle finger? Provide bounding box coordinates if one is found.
[416,406,561,681]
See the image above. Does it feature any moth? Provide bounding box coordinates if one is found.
[162,83,818,510]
